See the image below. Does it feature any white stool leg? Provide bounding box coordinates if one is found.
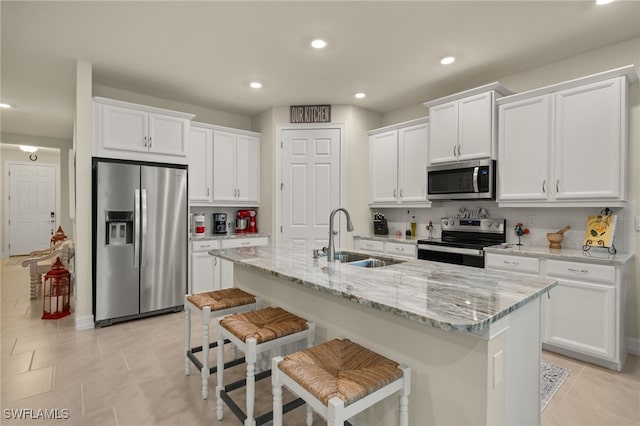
[216,322,225,420]
[184,300,191,376]
[399,365,411,426]
[306,405,313,426]
[271,356,284,426]
[327,397,345,426]
[201,306,211,399]
[245,337,257,426]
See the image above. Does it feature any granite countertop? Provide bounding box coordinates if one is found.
[484,244,633,265]
[209,243,557,334]
[191,233,270,241]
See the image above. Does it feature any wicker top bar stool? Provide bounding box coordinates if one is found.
[216,306,315,426]
[184,288,260,399]
[272,338,411,426]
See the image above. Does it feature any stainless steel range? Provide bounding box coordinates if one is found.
[417,218,506,268]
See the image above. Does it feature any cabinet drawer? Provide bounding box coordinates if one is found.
[485,254,539,274]
[221,236,269,249]
[356,239,384,253]
[385,242,416,258]
[192,240,221,252]
[547,260,615,283]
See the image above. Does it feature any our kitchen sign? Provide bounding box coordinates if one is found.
[290,105,331,123]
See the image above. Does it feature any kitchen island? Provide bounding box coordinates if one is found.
[209,244,557,425]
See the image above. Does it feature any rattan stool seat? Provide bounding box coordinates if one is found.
[278,338,403,406]
[272,339,411,426]
[187,288,256,311]
[220,306,309,344]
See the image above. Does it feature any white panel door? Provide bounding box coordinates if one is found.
[212,130,238,202]
[458,91,493,160]
[101,104,148,153]
[369,131,398,204]
[188,126,212,202]
[498,95,552,201]
[281,128,341,248]
[235,134,260,203]
[428,101,458,164]
[9,164,56,255]
[554,77,623,200]
[398,122,428,203]
[148,113,188,157]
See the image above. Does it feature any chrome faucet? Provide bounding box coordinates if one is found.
[326,207,354,262]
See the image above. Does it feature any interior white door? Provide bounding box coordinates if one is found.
[281,128,341,249]
[8,163,57,255]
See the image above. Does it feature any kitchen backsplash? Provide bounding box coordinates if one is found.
[374,201,635,254]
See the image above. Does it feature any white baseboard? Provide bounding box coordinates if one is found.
[627,336,640,357]
[74,314,94,331]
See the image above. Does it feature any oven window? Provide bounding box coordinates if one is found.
[418,249,484,268]
[428,168,475,194]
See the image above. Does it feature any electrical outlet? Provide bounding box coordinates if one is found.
[527,215,535,226]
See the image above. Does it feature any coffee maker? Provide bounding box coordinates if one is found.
[212,213,227,234]
[236,209,258,233]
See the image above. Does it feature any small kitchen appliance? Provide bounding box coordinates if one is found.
[193,213,206,236]
[212,213,227,234]
[417,217,506,268]
[427,159,496,200]
[235,209,257,233]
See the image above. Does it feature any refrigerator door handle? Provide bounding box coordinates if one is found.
[134,189,141,268]
[141,188,148,267]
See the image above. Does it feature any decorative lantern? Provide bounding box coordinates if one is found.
[50,226,68,246]
[42,257,71,319]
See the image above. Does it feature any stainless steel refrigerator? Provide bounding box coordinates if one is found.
[93,158,187,327]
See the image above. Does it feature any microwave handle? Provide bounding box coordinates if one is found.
[473,166,479,193]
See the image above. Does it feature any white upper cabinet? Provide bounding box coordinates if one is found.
[212,129,260,206]
[497,66,637,207]
[188,125,213,202]
[188,123,261,206]
[93,97,194,164]
[424,83,511,165]
[369,118,430,207]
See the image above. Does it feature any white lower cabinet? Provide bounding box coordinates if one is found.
[355,237,416,260]
[189,237,268,294]
[485,252,626,371]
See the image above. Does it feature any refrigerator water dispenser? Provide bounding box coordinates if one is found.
[105,211,134,245]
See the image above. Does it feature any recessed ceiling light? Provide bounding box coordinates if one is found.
[311,39,328,49]
[440,56,456,65]
[596,0,614,4]
[19,145,38,153]
[0,103,12,109]
[354,92,366,99]
[249,81,262,89]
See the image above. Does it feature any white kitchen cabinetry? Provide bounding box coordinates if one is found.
[212,130,260,206]
[424,83,510,165]
[355,237,416,260]
[93,97,194,164]
[190,236,268,294]
[190,240,222,294]
[497,66,637,207]
[188,125,213,202]
[485,251,628,371]
[369,117,430,208]
[188,122,261,206]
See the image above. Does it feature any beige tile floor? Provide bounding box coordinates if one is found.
[2,257,639,425]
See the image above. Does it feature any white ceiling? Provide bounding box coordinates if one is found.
[1,1,639,141]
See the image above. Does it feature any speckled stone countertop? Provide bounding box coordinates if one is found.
[354,234,420,244]
[209,243,557,334]
[484,244,633,265]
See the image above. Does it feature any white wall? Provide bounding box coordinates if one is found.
[381,36,640,345]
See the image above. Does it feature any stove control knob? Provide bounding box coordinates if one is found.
[487,222,493,228]
[443,220,449,226]
[494,221,502,229]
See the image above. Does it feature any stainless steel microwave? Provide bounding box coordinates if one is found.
[427,159,496,200]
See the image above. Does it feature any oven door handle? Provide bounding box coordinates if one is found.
[418,244,484,257]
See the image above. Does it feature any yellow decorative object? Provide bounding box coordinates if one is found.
[583,214,617,249]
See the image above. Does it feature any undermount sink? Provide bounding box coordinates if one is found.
[333,251,406,268]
